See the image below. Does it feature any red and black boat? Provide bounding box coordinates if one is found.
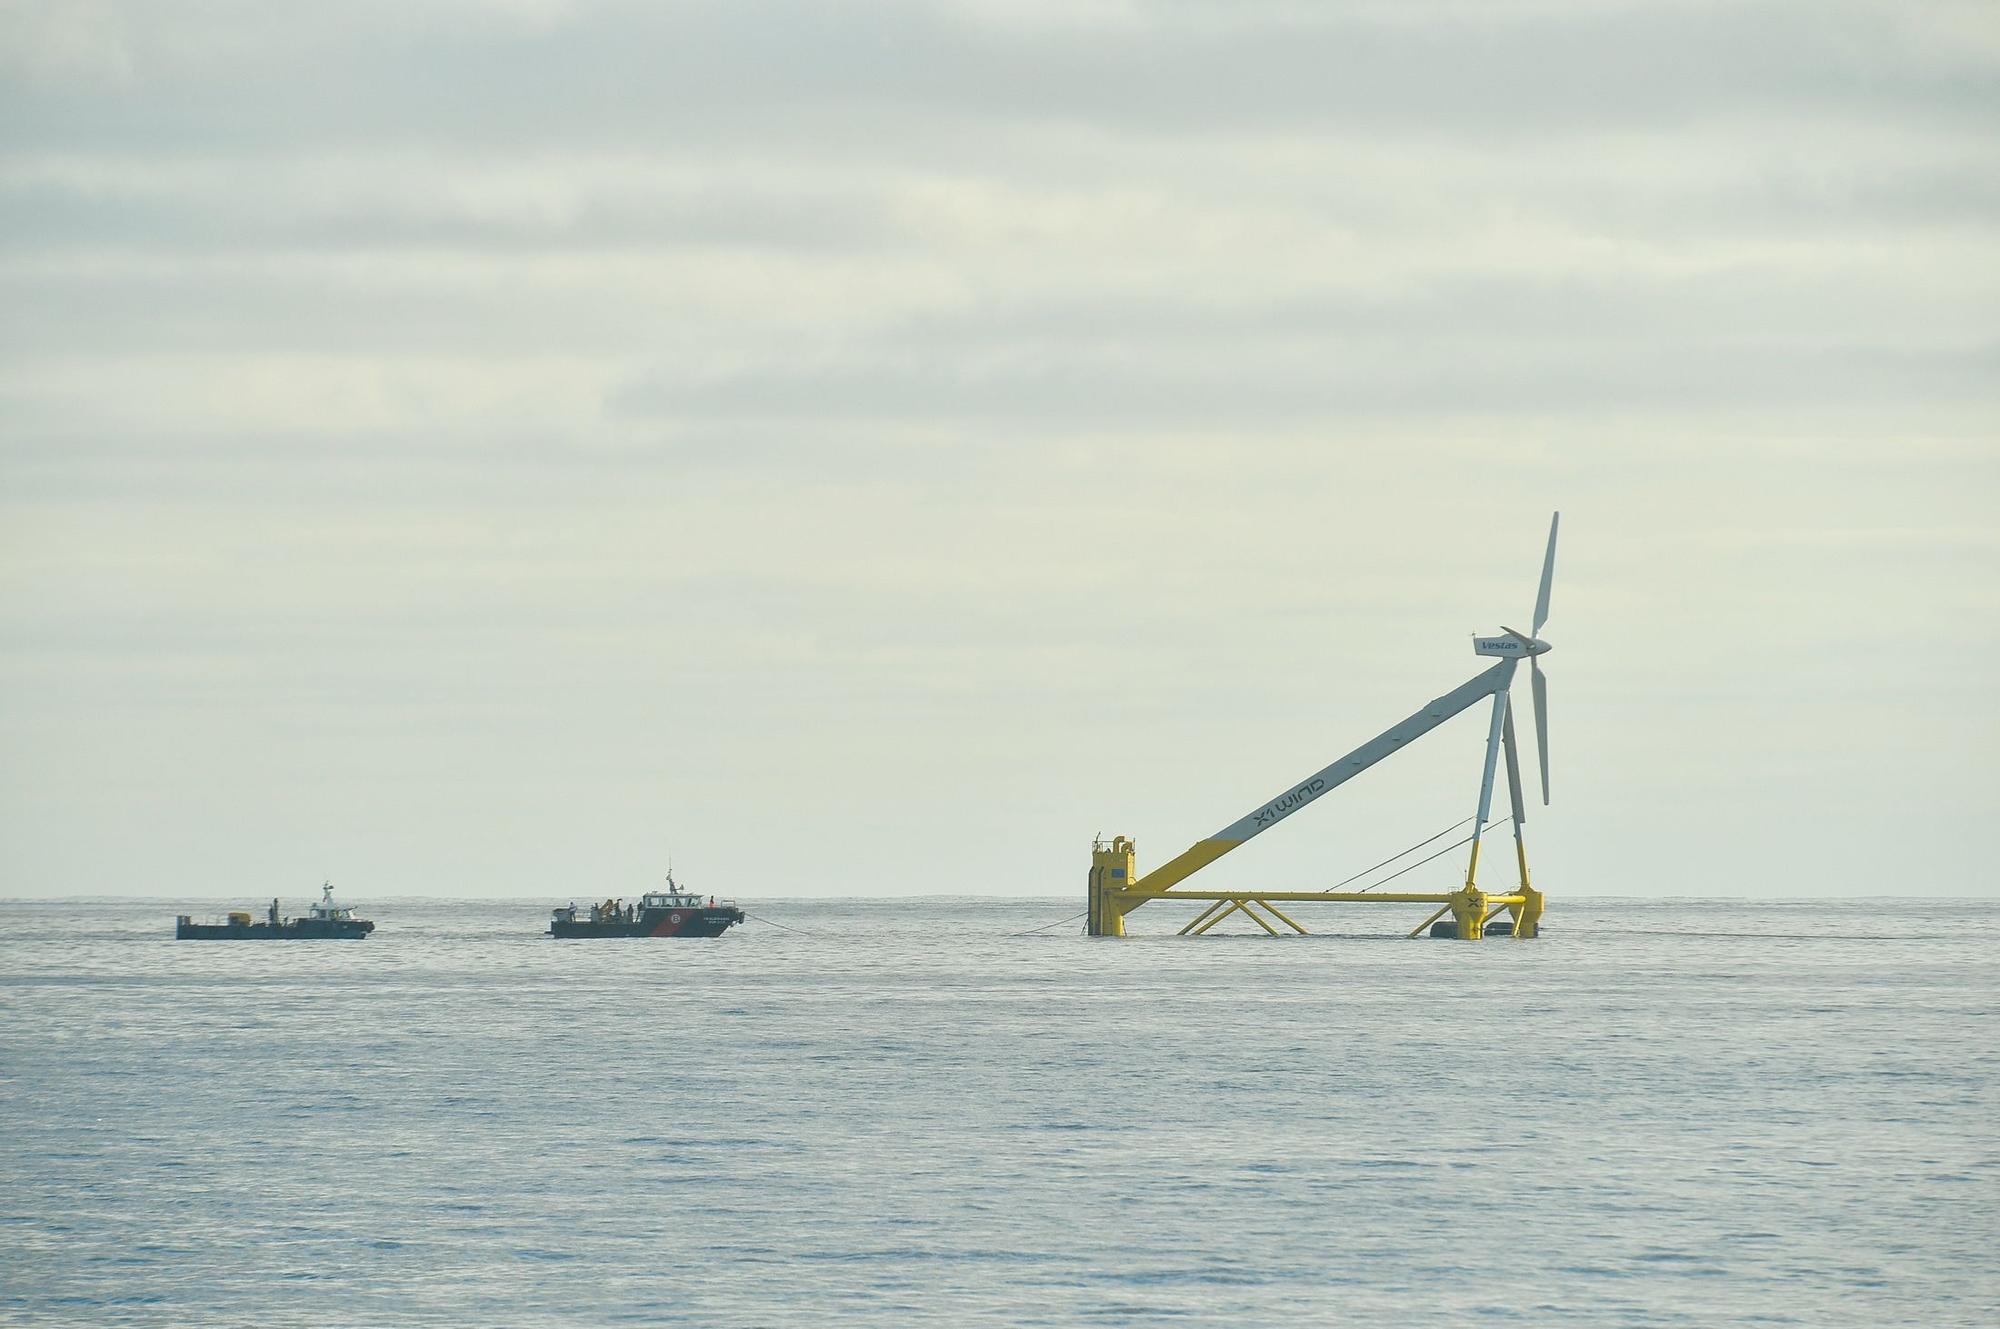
[548,874,744,938]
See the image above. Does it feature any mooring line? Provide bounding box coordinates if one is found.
[745,911,819,936]
[1011,909,1088,937]
[748,908,1088,938]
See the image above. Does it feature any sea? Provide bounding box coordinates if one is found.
[1,896,1994,1327]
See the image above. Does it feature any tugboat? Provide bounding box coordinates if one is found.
[548,873,744,938]
[176,882,376,940]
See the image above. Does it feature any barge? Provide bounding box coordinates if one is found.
[176,882,375,940]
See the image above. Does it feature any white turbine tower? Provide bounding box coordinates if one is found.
[1465,512,1559,892]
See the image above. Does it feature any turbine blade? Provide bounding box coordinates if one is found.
[1532,657,1550,805]
[1532,511,1560,635]
[1500,693,1527,827]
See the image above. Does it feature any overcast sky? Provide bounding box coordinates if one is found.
[2,0,1995,904]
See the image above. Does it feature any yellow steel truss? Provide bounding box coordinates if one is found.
[1105,884,1545,940]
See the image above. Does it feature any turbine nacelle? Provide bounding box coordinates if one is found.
[1471,630,1551,659]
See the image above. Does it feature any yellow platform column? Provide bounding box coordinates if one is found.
[1509,884,1544,939]
[1507,834,1544,939]
[1449,887,1487,941]
[1449,838,1489,940]
[1087,836,1137,937]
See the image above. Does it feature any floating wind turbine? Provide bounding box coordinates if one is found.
[1088,513,1564,939]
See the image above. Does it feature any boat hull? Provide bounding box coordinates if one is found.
[549,906,744,938]
[176,919,375,940]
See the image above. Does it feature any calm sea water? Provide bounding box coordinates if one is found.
[1,897,1994,1327]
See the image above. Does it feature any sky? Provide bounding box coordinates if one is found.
[1,0,1996,902]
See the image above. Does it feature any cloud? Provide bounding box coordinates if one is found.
[5,1,1995,152]
[0,0,1995,898]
